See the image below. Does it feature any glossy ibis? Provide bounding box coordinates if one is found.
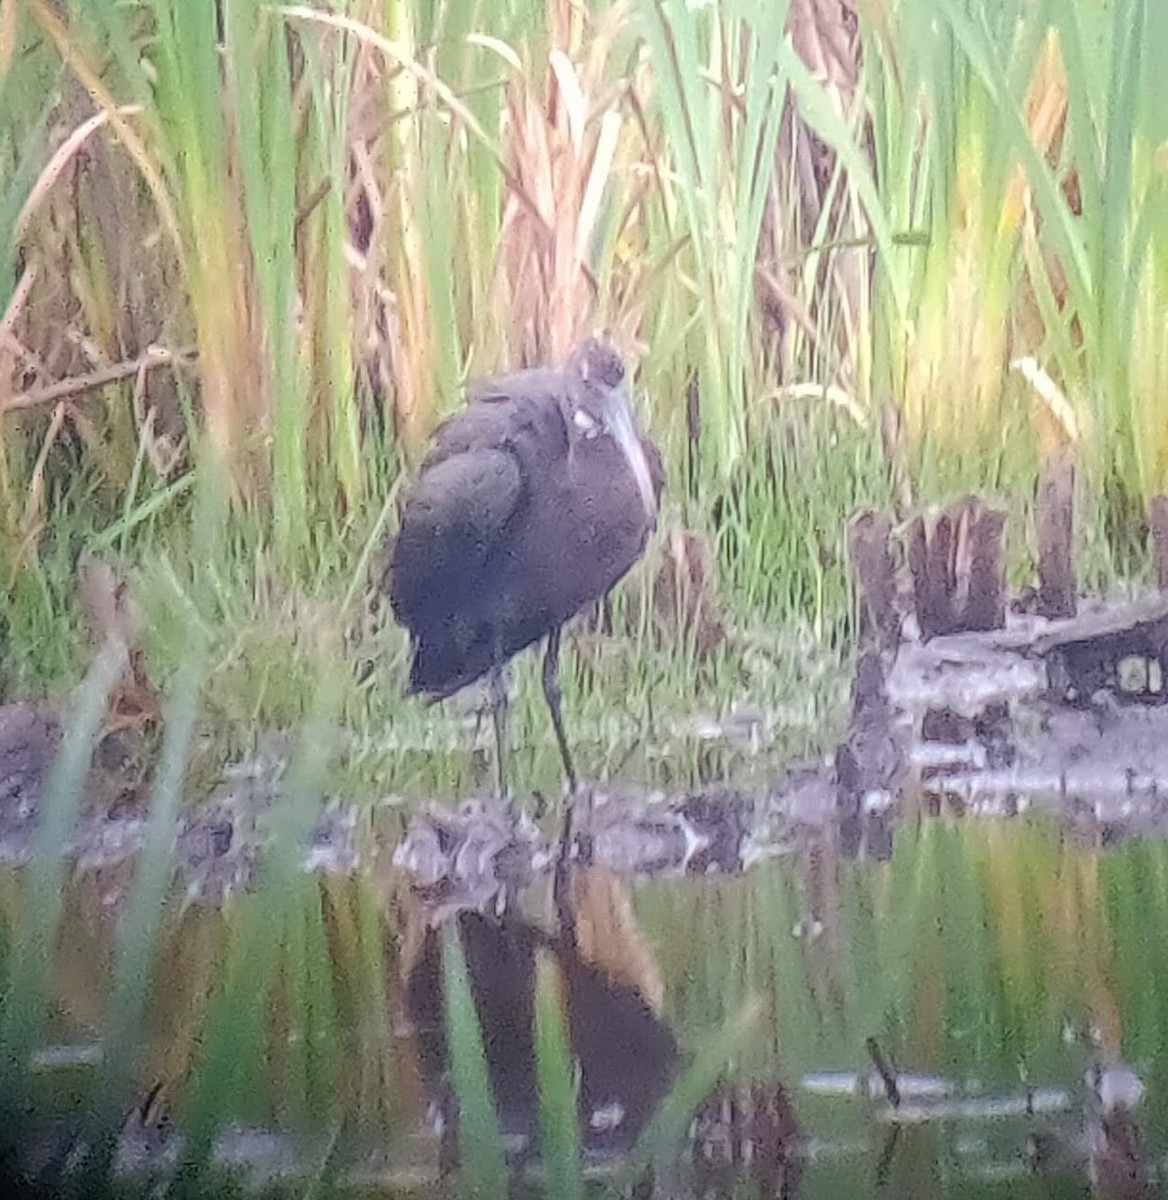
[386,336,662,796]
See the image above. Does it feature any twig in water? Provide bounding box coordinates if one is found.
[866,1036,901,1107]
[875,1124,901,1189]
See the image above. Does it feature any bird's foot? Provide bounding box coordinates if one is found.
[555,779,597,867]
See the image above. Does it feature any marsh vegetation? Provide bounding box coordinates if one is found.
[1,0,1167,1194]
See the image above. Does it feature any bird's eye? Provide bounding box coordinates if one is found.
[573,409,599,436]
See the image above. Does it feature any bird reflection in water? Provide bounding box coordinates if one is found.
[398,862,678,1175]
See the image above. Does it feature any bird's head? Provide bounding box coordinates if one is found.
[566,336,658,519]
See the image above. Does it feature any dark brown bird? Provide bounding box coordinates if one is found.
[386,336,663,796]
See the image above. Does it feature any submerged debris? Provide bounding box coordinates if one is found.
[1028,1062,1153,1198]
[0,735,361,908]
[690,1078,805,1197]
[391,778,840,896]
[834,482,1168,844]
[391,796,551,921]
[176,743,362,906]
[886,597,1168,833]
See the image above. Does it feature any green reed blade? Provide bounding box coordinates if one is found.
[441,921,508,1200]
[533,949,582,1200]
[0,640,126,1095]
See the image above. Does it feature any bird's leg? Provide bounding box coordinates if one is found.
[543,626,583,926]
[541,626,577,795]
[487,664,510,802]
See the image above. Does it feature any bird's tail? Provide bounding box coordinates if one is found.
[408,633,492,701]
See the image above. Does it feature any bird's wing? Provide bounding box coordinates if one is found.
[387,445,523,626]
[421,403,516,467]
[387,387,574,629]
[465,368,565,406]
[402,447,522,542]
[420,389,570,484]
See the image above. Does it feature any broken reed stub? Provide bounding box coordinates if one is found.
[965,503,1007,632]
[846,508,900,650]
[834,649,905,828]
[907,495,1007,640]
[1149,495,1168,594]
[1036,451,1077,620]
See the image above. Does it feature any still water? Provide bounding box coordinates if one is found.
[12,809,1167,1197]
[637,816,1165,1198]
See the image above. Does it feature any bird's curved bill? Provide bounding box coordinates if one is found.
[605,384,656,518]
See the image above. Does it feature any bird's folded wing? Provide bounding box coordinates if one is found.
[388,448,523,622]
[424,387,563,468]
[404,448,521,541]
[465,368,564,406]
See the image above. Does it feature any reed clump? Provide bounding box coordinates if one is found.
[0,4,1166,1182]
